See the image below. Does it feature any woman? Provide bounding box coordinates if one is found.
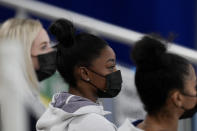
[118,36,197,131]
[36,18,122,131]
[0,18,56,130]
[0,18,56,83]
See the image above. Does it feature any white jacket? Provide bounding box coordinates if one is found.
[36,92,117,131]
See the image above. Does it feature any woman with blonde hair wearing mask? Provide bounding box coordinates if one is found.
[0,18,56,130]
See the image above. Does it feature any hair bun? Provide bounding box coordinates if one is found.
[131,36,167,69]
[49,18,76,48]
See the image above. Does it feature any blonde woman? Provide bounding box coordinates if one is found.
[0,18,56,130]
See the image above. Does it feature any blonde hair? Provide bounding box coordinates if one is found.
[0,18,43,89]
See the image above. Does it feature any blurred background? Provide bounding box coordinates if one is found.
[0,0,197,131]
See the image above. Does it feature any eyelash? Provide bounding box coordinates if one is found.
[41,45,47,50]
[108,65,115,70]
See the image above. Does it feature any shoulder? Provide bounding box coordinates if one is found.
[69,113,117,131]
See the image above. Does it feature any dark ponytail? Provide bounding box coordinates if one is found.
[131,36,167,71]
[49,18,76,48]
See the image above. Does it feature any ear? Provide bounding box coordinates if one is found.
[78,67,90,82]
[171,90,184,108]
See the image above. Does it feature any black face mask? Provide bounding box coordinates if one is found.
[36,51,57,81]
[179,92,197,119]
[85,69,122,98]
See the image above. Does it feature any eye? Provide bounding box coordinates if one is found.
[108,65,116,71]
[41,44,47,50]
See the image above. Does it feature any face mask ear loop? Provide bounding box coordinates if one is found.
[87,67,105,78]
[80,78,106,93]
[179,91,197,111]
[83,67,107,91]
[181,92,197,97]
[171,98,186,111]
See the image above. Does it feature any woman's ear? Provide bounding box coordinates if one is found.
[78,67,90,82]
[171,90,184,108]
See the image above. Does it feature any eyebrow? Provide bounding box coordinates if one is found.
[106,58,115,63]
[39,42,48,47]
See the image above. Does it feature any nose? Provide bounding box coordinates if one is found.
[113,66,117,72]
[48,42,57,52]
[47,47,55,53]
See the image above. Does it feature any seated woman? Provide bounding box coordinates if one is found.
[118,36,197,131]
[36,18,122,131]
[0,18,56,131]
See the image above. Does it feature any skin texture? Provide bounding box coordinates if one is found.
[137,64,197,131]
[31,28,54,70]
[69,45,117,102]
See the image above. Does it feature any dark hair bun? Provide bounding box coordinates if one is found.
[131,36,167,69]
[49,18,76,48]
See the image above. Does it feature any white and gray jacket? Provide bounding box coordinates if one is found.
[36,92,117,131]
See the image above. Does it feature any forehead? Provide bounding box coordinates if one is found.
[187,65,196,79]
[33,28,49,45]
[91,46,116,66]
[184,64,196,85]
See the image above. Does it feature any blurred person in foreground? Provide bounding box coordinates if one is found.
[0,39,32,131]
[0,18,57,130]
[118,36,197,131]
